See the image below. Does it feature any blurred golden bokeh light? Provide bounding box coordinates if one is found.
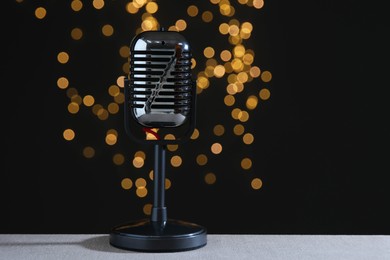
[83,146,95,158]
[133,157,144,168]
[71,0,83,12]
[57,77,69,89]
[49,0,271,201]
[205,173,217,185]
[243,133,254,145]
[135,178,147,188]
[113,153,125,165]
[102,24,114,36]
[136,187,148,198]
[259,88,271,100]
[202,11,213,22]
[57,52,69,64]
[143,203,152,215]
[213,124,225,136]
[71,28,83,40]
[34,7,46,19]
[241,158,252,170]
[187,5,198,17]
[251,178,263,189]
[171,155,182,167]
[211,143,223,154]
[92,0,104,10]
[121,178,133,190]
[196,154,208,166]
[63,129,75,141]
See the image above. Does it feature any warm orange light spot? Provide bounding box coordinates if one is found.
[250,66,261,78]
[92,0,104,9]
[213,124,225,136]
[71,0,83,11]
[261,70,272,82]
[231,108,241,119]
[246,95,258,110]
[251,178,263,189]
[205,173,217,185]
[238,110,249,122]
[202,11,213,22]
[126,2,139,14]
[243,133,254,144]
[253,0,265,9]
[102,24,114,36]
[219,23,229,34]
[220,50,232,62]
[83,146,95,158]
[35,7,46,19]
[57,77,69,89]
[233,45,245,58]
[191,129,200,139]
[214,65,225,78]
[71,28,83,40]
[134,151,146,160]
[259,88,271,100]
[113,153,125,165]
[196,154,208,166]
[175,19,187,31]
[167,144,178,152]
[67,102,79,114]
[143,203,152,215]
[105,133,117,145]
[165,179,171,189]
[135,178,146,188]
[237,72,248,83]
[57,52,69,64]
[171,156,182,167]
[145,2,158,13]
[224,95,235,106]
[203,47,215,58]
[241,158,252,170]
[197,76,209,89]
[63,129,75,141]
[211,143,223,154]
[121,178,133,190]
[136,187,148,198]
[108,102,119,114]
[228,25,239,36]
[187,5,198,17]
[133,157,144,168]
[233,124,245,135]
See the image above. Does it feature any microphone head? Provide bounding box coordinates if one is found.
[124,30,197,145]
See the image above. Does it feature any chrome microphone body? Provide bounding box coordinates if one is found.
[124,29,197,144]
[129,30,193,128]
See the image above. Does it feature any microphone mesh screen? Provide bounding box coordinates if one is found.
[129,42,193,128]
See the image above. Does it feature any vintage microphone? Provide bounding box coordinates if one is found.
[109,28,207,252]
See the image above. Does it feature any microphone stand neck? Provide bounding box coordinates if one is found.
[151,144,168,226]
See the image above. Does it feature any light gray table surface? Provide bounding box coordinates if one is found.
[1,234,390,260]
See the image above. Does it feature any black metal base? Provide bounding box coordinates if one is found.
[109,219,207,252]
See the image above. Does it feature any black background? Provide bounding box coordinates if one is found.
[2,0,389,234]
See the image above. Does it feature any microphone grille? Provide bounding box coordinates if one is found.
[129,31,193,128]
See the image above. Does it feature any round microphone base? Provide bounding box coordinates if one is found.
[109,219,207,252]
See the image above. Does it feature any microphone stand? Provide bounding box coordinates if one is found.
[109,143,207,252]
[110,28,207,252]
[151,144,167,228]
